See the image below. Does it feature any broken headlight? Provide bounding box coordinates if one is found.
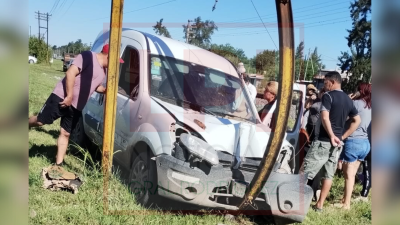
[179,133,219,166]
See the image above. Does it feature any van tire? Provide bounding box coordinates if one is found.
[70,115,87,147]
[128,147,158,207]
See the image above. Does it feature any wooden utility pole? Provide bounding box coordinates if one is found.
[102,0,124,211]
[46,13,49,62]
[35,11,52,63]
[304,48,311,80]
[37,11,40,38]
[186,20,192,43]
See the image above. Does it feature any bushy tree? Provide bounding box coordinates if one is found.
[294,41,305,80]
[338,0,371,92]
[255,50,277,81]
[208,43,248,67]
[153,18,171,38]
[29,36,52,63]
[183,16,218,49]
[304,47,325,80]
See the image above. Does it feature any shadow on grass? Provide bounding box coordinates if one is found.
[33,127,60,140]
[29,144,57,161]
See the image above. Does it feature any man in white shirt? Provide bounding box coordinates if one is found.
[243,74,257,102]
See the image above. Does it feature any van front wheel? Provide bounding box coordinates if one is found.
[128,149,158,206]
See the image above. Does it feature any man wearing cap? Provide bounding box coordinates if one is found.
[29,44,124,166]
[259,81,279,129]
[306,84,318,100]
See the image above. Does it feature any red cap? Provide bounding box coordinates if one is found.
[102,44,124,63]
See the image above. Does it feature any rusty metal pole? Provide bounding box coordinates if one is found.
[238,0,294,210]
[102,0,124,211]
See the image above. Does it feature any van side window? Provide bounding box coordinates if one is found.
[118,47,140,100]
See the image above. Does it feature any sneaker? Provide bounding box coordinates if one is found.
[48,164,76,180]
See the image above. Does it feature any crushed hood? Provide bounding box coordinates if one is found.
[152,97,291,158]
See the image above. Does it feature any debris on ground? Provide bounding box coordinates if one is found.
[42,165,83,194]
[224,214,235,221]
[29,209,37,218]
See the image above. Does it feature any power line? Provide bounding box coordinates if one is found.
[53,0,68,16]
[249,0,277,49]
[320,54,337,60]
[49,0,58,14]
[216,1,349,24]
[57,0,76,21]
[217,7,348,30]
[213,19,350,37]
[295,0,348,11]
[322,59,339,61]
[50,0,60,14]
[304,19,350,28]
[81,0,177,23]
[216,16,349,35]
[125,0,176,14]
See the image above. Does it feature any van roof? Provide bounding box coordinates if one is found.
[94,28,239,78]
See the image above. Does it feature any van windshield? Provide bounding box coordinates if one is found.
[149,55,257,123]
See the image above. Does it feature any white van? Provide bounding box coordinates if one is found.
[71,28,312,223]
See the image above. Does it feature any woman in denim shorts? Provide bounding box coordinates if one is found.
[339,83,371,209]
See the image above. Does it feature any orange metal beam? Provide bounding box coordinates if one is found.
[238,0,295,210]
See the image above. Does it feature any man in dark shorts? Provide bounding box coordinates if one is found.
[303,71,361,211]
[29,44,124,166]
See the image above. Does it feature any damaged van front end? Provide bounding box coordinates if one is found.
[151,111,313,223]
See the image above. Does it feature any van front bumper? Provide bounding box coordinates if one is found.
[155,155,313,223]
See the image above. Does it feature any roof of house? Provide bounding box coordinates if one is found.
[248,74,264,79]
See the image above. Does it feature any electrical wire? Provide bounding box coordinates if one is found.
[216,16,348,34]
[249,0,277,49]
[218,8,349,31]
[215,0,349,24]
[213,19,350,37]
[57,0,76,22]
[50,0,60,14]
[81,0,177,23]
[53,0,68,16]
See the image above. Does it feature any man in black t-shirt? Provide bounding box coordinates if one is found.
[303,72,361,211]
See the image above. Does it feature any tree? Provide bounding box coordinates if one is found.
[29,36,52,63]
[67,41,74,54]
[209,43,246,61]
[74,39,83,54]
[300,47,325,80]
[183,16,218,49]
[153,19,171,38]
[295,42,325,81]
[254,50,277,81]
[338,0,371,92]
[295,41,304,59]
[294,41,305,80]
[52,45,57,50]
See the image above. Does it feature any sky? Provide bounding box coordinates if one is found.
[28,0,356,70]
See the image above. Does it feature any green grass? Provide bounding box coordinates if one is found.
[29,61,371,224]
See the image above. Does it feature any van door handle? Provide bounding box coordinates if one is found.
[98,94,104,105]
